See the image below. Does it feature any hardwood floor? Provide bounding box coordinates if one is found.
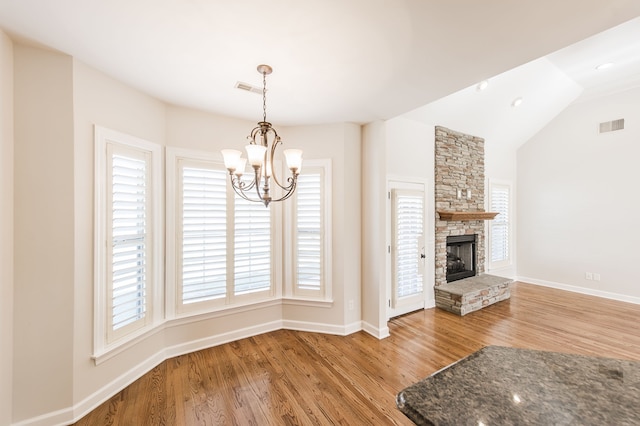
[74,282,640,425]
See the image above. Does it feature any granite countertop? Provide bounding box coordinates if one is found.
[396,346,640,425]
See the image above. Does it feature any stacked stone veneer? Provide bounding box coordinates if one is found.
[435,274,511,315]
[434,126,486,288]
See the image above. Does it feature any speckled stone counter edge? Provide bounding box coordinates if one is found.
[396,346,640,426]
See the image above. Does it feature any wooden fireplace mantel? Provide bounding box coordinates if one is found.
[437,211,499,221]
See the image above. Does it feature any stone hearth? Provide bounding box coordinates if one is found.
[435,274,511,315]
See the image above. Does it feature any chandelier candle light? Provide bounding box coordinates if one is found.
[221,64,303,207]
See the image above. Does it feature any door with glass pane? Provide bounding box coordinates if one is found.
[389,187,426,318]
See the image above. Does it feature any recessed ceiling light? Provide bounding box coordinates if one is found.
[595,62,614,70]
[476,80,489,91]
[511,97,523,108]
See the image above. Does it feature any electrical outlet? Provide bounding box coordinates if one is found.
[585,272,593,280]
[593,273,601,281]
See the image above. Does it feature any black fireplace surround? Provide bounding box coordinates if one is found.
[446,234,477,282]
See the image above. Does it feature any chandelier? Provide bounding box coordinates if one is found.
[221,64,302,207]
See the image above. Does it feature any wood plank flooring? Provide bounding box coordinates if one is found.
[74,282,640,425]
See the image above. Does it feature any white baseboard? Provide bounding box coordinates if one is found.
[281,319,362,336]
[164,320,283,359]
[517,276,640,305]
[343,320,364,335]
[11,408,72,426]
[361,321,390,339]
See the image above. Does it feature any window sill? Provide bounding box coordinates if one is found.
[92,323,164,366]
[282,297,334,308]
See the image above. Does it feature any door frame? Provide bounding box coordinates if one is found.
[386,176,434,320]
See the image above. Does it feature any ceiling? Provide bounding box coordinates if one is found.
[404,15,640,152]
[0,0,639,129]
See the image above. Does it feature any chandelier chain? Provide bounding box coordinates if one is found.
[262,69,267,123]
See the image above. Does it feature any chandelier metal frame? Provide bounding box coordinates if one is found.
[222,65,302,207]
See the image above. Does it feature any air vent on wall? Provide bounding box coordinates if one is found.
[234,81,262,95]
[599,118,624,133]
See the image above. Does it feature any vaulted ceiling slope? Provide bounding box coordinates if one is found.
[0,1,639,126]
[403,16,640,152]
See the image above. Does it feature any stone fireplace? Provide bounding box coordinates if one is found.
[434,126,486,288]
[433,126,512,315]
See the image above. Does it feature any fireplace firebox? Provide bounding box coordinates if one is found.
[446,234,477,282]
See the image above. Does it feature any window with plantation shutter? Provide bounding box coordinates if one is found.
[234,196,271,295]
[489,181,511,268]
[95,126,162,354]
[296,172,322,292]
[388,181,426,320]
[291,160,331,299]
[166,148,276,316]
[180,166,227,304]
[110,153,149,331]
[392,189,424,300]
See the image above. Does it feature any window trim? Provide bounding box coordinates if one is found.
[166,147,281,318]
[390,188,425,307]
[386,178,427,319]
[94,126,163,357]
[487,179,512,270]
[285,159,332,301]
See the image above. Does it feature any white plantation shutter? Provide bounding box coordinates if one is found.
[289,160,331,299]
[168,150,277,314]
[393,190,424,299]
[180,166,227,304]
[296,172,323,291]
[95,126,161,356]
[110,153,149,331]
[175,158,331,305]
[234,196,271,295]
[489,182,511,266]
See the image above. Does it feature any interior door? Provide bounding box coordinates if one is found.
[389,186,426,318]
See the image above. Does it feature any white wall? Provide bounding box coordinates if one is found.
[517,87,640,301]
[0,29,14,426]
[279,123,362,331]
[71,59,168,416]
[341,123,363,327]
[361,117,435,336]
[361,121,388,337]
[13,45,75,423]
[485,140,517,182]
